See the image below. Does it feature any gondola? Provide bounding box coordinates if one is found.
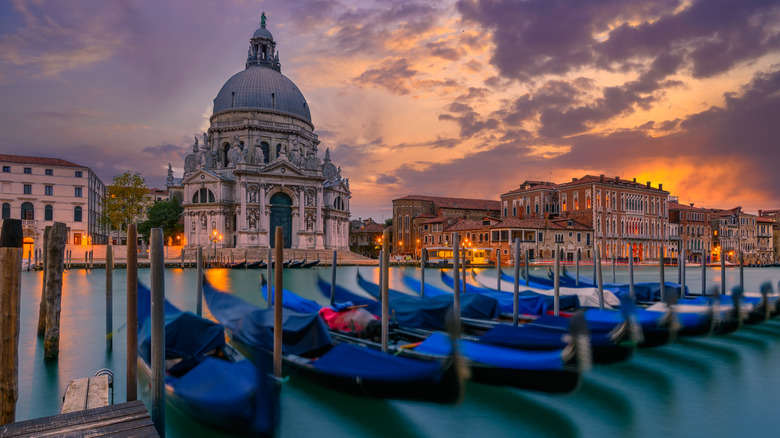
[225,261,247,269]
[282,277,588,393]
[202,278,464,403]
[402,272,636,363]
[301,259,321,268]
[552,266,756,330]
[485,269,715,338]
[246,260,264,269]
[136,282,278,436]
[287,259,305,269]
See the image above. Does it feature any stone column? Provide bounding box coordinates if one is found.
[298,187,305,247]
[240,182,247,230]
[259,184,267,231]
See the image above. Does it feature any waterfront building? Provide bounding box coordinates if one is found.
[146,187,169,203]
[488,217,593,262]
[392,195,500,255]
[758,209,780,264]
[501,174,669,261]
[668,202,712,263]
[169,14,350,250]
[710,207,759,263]
[348,218,387,258]
[0,154,107,255]
[756,216,776,265]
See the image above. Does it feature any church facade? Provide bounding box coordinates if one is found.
[168,14,350,250]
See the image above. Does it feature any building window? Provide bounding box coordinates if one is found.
[23,167,32,174]
[45,185,53,196]
[577,233,581,242]
[75,187,82,197]
[74,233,82,245]
[75,171,83,178]
[21,202,34,220]
[45,205,53,221]
[2,166,9,173]
[45,169,53,176]
[538,232,544,241]
[1,203,9,219]
[74,206,82,222]
[23,184,32,194]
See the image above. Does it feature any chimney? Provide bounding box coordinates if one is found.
[614,176,619,183]
[646,181,651,188]
[600,174,605,182]
[659,183,663,191]
[690,203,694,207]
[572,177,578,182]
[759,209,763,216]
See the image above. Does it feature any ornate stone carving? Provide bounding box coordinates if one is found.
[306,212,315,231]
[305,189,316,206]
[247,183,259,203]
[248,208,259,230]
[201,213,207,229]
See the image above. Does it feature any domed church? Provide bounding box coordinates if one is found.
[170,13,351,249]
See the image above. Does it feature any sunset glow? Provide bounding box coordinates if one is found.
[1,0,778,220]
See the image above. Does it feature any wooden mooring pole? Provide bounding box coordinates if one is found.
[150,228,165,437]
[196,246,203,317]
[37,226,51,337]
[126,224,138,402]
[554,242,561,316]
[267,248,273,309]
[513,238,520,326]
[381,230,390,353]
[420,248,426,297]
[452,233,460,329]
[0,219,23,424]
[43,222,67,360]
[596,243,605,310]
[273,227,284,379]
[105,245,113,350]
[496,249,501,292]
[330,250,337,306]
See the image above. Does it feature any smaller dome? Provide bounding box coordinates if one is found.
[253,27,273,40]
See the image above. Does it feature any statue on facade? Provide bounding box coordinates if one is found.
[305,151,320,170]
[306,212,314,231]
[228,143,242,167]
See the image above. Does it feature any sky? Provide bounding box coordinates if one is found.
[1,0,779,221]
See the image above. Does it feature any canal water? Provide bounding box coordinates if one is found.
[13,265,780,437]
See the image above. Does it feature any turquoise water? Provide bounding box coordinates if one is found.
[13,265,780,437]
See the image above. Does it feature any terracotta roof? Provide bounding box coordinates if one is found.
[413,212,437,219]
[420,216,448,224]
[493,217,552,229]
[501,181,557,196]
[394,195,500,211]
[351,223,387,233]
[557,174,668,192]
[0,154,85,168]
[147,188,168,195]
[668,202,712,212]
[757,216,776,224]
[444,219,483,232]
[549,218,592,230]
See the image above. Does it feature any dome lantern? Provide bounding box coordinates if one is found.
[246,12,281,71]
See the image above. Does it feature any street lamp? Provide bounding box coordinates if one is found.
[210,229,222,257]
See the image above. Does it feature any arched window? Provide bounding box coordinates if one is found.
[21,202,34,220]
[74,206,82,222]
[222,143,230,166]
[261,142,270,164]
[44,205,53,221]
[1,203,9,219]
[193,188,216,203]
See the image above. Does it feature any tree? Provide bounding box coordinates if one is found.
[384,218,393,227]
[101,171,149,242]
[138,198,184,244]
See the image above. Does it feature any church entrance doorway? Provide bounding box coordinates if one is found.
[269,192,292,248]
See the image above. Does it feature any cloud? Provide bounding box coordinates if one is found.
[458,0,780,81]
[354,58,419,94]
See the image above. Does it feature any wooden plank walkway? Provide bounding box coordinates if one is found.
[0,400,158,437]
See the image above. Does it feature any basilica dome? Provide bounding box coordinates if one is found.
[212,66,311,123]
[212,13,312,124]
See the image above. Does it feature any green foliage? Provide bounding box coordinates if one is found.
[101,172,149,237]
[384,218,393,227]
[138,198,184,244]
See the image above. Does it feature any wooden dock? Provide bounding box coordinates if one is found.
[0,400,158,437]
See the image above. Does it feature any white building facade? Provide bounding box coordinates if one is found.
[0,154,107,254]
[172,14,350,250]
